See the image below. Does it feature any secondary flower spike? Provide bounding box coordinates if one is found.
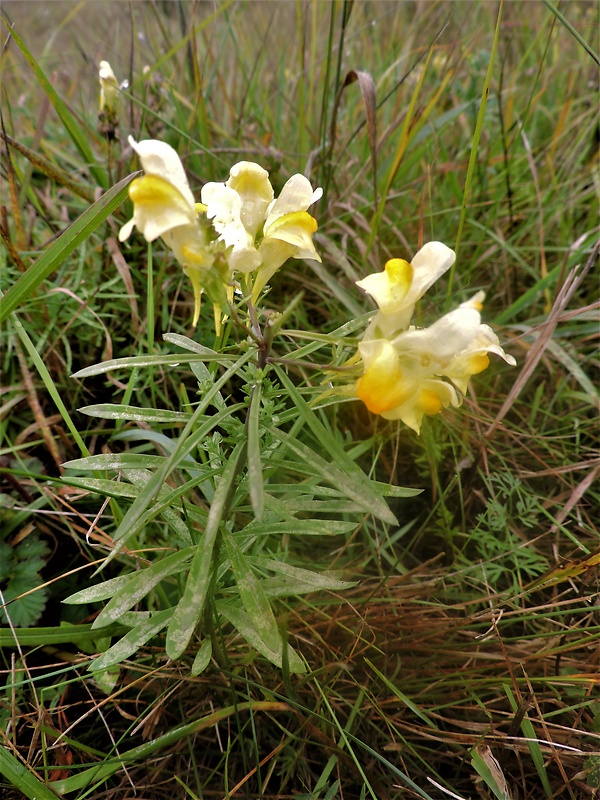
[118,137,213,325]
[99,61,119,114]
[353,245,516,433]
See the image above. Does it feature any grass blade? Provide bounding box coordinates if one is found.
[0,745,60,800]
[0,173,137,322]
[2,17,108,188]
[0,622,126,648]
[542,0,599,64]
[49,700,290,793]
[449,0,504,295]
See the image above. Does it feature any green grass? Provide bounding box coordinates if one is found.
[1,1,598,798]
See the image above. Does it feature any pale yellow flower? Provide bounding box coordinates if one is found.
[357,241,455,340]
[254,174,323,300]
[356,338,460,433]
[118,137,213,325]
[354,290,516,432]
[201,162,272,273]
[201,163,322,299]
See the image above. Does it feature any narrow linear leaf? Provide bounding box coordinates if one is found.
[365,657,437,728]
[72,352,233,378]
[162,332,219,356]
[257,559,357,594]
[223,531,280,652]
[60,477,140,499]
[505,685,552,796]
[64,574,133,605]
[0,746,60,800]
[247,381,264,520]
[542,0,599,64]
[78,404,191,423]
[88,608,173,672]
[0,622,126,648]
[101,353,252,568]
[219,603,305,673]
[268,425,397,526]
[92,548,195,628]
[166,443,245,660]
[64,454,168,471]
[107,405,243,557]
[260,574,356,598]
[191,638,213,676]
[241,518,357,537]
[274,366,397,524]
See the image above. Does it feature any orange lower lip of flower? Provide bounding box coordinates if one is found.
[417,389,443,416]
[356,368,412,415]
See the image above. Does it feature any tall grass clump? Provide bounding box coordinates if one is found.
[1,2,598,798]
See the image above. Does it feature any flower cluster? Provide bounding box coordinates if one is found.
[114,134,514,432]
[118,137,322,325]
[353,243,516,433]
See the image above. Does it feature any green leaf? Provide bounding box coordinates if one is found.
[0,581,47,628]
[166,443,245,660]
[60,477,139,499]
[88,608,173,672]
[63,574,133,605]
[268,424,397,526]
[274,366,398,524]
[191,638,213,676]
[71,351,233,378]
[364,658,436,728]
[0,542,12,581]
[223,531,280,652]
[241,517,356,537]
[505,685,552,796]
[162,332,219,356]
[247,381,264,520]
[256,560,357,597]
[64,453,169,471]
[78,404,192,423]
[0,622,127,648]
[0,174,136,322]
[92,548,195,628]
[219,602,305,673]
[100,353,252,567]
